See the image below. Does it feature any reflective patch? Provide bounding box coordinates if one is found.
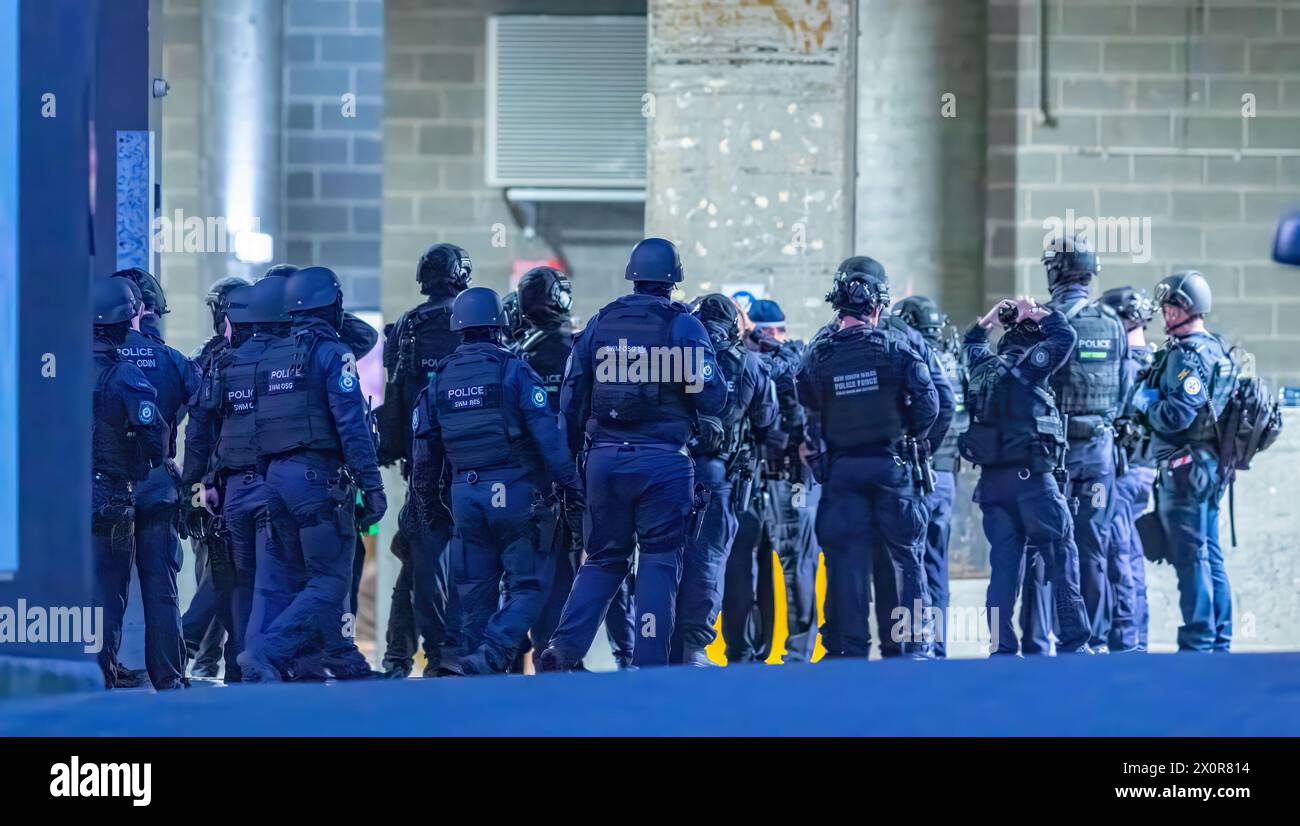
[1170,453,1192,469]
[138,401,156,423]
[531,386,548,408]
[1183,375,1202,396]
[338,373,357,393]
[702,362,714,381]
[1031,348,1049,367]
[411,407,420,431]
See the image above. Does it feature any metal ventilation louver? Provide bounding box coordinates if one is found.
[487,15,647,188]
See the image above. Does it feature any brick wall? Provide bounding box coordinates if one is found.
[986,0,1300,383]
[381,0,646,325]
[283,0,386,309]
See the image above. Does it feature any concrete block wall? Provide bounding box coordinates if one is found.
[381,0,647,326]
[986,0,1300,384]
[282,0,385,309]
[645,0,855,336]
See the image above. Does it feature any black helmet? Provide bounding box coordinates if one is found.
[223,284,258,325]
[501,291,528,341]
[206,276,252,333]
[1155,270,1212,316]
[894,295,946,337]
[1042,234,1100,289]
[261,263,300,280]
[694,293,740,344]
[625,238,683,283]
[417,243,472,295]
[1100,286,1155,329]
[248,275,291,323]
[518,266,573,328]
[827,256,889,316]
[113,267,169,314]
[451,286,505,331]
[94,277,142,325]
[284,266,343,312]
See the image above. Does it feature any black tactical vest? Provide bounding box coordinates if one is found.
[434,346,522,473]
[213,339,265,473]
[396,304,460,404]
[589,298,693,427]
[1050,299,1125,425]
[959,352,1064,471]
[517,328,571,413]
[92,353,150,482]
[932,345,969,468]
[1152,334,1235,447]
[812,327,909,453]
[694,338,747,460]
[255,329,341,457]
[119,330,186,457]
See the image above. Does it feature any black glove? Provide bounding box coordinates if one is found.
[359,488,387,531]
[560,485,586,544]
[180,498,207,541]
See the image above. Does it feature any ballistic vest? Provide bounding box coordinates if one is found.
[119,329,187,457]
[1049,299,1125,430]
[213,338,265,473]
[92,347,151,482]
[811,326,910,453]
[959,349,1064,471]
[932,345,969,468]
[1150,333,1234,448]
[434,345,522,473]
[694,337,748,460]
[255,328,342,457]
[517,328,571,413]
[588,297,693,427]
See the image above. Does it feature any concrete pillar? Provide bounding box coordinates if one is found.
[199,0,283,303]
[646,0,856,336]
[855,0,987,325]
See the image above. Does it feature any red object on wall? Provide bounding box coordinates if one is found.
[510,258,564,289]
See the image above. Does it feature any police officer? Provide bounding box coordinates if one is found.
[410,287,584,675]
[180,275,250,677]
[720,298,818,663]
[539,238,727,669]
[1022,237,1129,653]
[1101,286,1157,652]
[237,266,386,681]
[1131,271,1233,652]
[798,268,939,659]
[110,268,199,689]
[959,297,1091,655]
[91,278,171,688]
[375,243,471,678]
[672,294,777,666]
[514,266,636,670]
[892,295,968,658]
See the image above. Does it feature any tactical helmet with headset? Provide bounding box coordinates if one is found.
[1100,286,1156,330]
[1042,234,1100,289]
[417,243,473,296]
[206,276,252,334]
[518,265,573,328]
[826,256,889,318]
[893,295,946,339]
[113,267,169,315]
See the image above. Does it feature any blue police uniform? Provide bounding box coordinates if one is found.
[547,293,727,667]
[1107,342,1156,652]
[959,312,1092,654]
[244,316,383,676]
[115,319,199,687]
[799,322,939,658]
[516,326,636,669]
[721,333,821,663]
[672,333,777,664]
[1020,288,1129,651]
[1134,331,1234,651]
[92,337,170,686]
[411,341,581,674]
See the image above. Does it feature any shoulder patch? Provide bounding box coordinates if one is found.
[530,386,548,408]
[913,361,930,383]
[338,373,358,393]
[411,406,420,431]
[138,400,157,424]
[1183,375,1202,396]
[701,361,715,381]
[1031,347,1050,367]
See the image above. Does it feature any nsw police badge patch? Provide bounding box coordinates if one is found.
[1031,348,1049,367]
[531,387,548,408]
[338,373,357,393]
[1183,375,1202,396]
[138,401,156,423]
